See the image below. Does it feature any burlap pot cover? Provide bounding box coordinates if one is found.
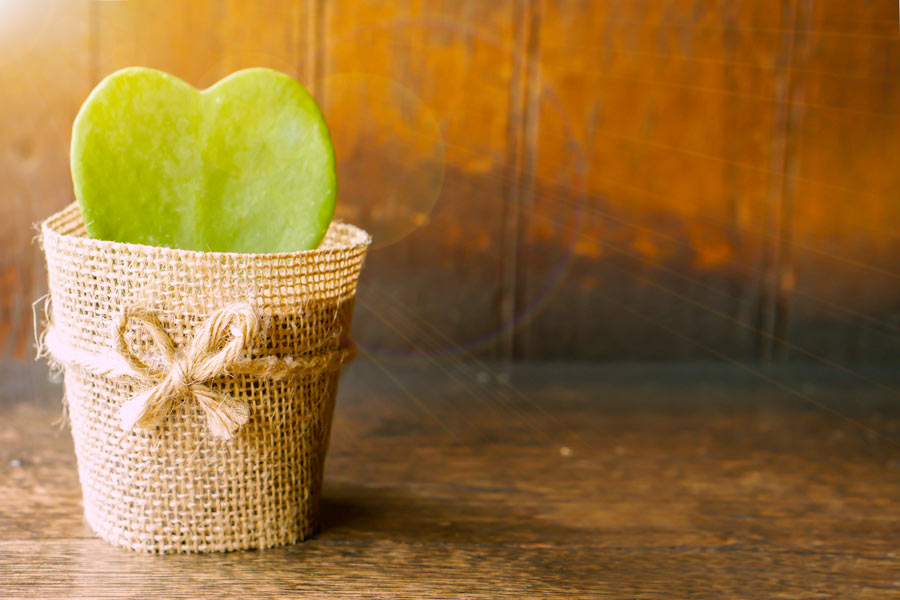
[39,203,370,553]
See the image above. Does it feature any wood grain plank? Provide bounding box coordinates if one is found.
[322,0,517,359]
[0,0,90,358]
[3,539,607,600]
[517,0,791,360]
[6,538,900,599]
[2,360,900,597]
[782,0,900,364]
[92,0,312,88]
[500,0,541,359]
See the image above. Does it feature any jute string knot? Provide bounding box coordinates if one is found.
[116,303,260,440]
[39,296,357,442]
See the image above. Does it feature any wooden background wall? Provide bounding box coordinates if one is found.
[1,0,898,363]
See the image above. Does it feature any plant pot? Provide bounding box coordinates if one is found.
[39,202,370,553]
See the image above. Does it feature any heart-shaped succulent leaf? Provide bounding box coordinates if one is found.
[71,67,336,253]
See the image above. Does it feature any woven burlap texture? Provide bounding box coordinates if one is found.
[40,202,370,554]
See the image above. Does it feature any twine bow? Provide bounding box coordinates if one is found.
[115,303,260,440]
[38,298,357,441]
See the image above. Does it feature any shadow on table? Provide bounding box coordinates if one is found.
[318,480,587,547]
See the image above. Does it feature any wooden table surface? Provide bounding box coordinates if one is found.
[2,359,899,599]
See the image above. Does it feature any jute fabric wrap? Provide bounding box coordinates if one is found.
[39,203,370,553]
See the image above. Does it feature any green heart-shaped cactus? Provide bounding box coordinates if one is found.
[71,67,336,253]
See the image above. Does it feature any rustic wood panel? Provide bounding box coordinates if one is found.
[520,1,785,360]
[322,0,517,358]
[0,0,90,357]
[0,0,898,362]
[512,0,900,361]
[2,360,900,596]
[92,0,312,89]
[781,1,900,363]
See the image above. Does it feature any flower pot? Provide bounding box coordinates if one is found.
[39,203,370,553]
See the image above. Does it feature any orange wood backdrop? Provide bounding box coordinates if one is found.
[1,0,898,362]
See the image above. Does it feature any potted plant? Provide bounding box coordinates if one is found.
[39,67,370,553]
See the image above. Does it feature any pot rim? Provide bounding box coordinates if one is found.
[42,201,372,261]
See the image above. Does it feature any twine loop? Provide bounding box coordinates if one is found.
[116,303,260,440]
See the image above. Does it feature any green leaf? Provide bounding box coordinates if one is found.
[71,67,336,253]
